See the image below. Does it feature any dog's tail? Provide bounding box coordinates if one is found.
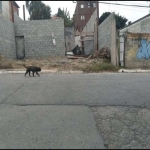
[23,64,28,68]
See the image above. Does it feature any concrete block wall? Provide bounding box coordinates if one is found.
[0,14,16,59]
[14,13,23,22]
[98,13,113,50]
[98,13,118,66]
[64,27,75,51]
[14,19,66,58]
[83,9,97,32]
[141,17,150,32]
[119,22,141,35]
[119,15,150,68]
[124,33,150,68]
[119,15,150,35]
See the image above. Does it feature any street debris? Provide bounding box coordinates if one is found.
[91,47,111,59]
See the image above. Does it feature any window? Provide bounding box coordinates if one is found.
[92,3,96,8]
[81,4,84,8]
[0,1,2,12]
[87,3,90,8]
[81,15,85,20]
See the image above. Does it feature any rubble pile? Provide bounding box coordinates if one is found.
[91,47,111,59]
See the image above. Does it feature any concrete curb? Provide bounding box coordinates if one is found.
[0,70,84,74]
[118,69,150,73]
[1,69,150,74]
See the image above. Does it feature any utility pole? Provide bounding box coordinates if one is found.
[97,1,99,26]
[23,5,25,21]
[96,1,99,51]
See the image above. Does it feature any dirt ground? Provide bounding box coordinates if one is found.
[0,55,105,71]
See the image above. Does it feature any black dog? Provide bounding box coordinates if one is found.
[23,64,41,77]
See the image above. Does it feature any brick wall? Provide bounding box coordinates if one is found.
[0,14,16,59]
[124,32,150,68]
[14,19,66,58]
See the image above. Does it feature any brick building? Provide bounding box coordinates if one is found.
[73,1,98,32]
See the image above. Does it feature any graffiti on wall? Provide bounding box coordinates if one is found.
[137,39,150,60]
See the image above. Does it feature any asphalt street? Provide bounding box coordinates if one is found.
[1,73,150,107]
[0,73,150,149]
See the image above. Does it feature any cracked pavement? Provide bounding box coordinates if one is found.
[90,106,150,149]
[0,73,150,149]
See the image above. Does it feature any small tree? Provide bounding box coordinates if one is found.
[25,1,51,20]
[56,8,73,27]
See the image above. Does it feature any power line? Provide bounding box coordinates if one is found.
[73,1,149,8]
[101,1,149,6]
[110,5,149,12]
[98,1,150,8]
[77,1,150,8]
[105,3,149,11]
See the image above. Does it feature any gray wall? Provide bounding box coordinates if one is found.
[0,1,2,12]
[119,15,150,68]
[1,1,10,21]
[98,13,113,50]
[83,9,97,32]
[0,14,16,59]
[119,15,150,34]
[14,19,66,58]
[14,13,23,22]
[98,13,118,66]
[64,27,75,51]
[124,33,150,68]
[141,17,150,32]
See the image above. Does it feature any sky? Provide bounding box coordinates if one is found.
[16,1,150,23]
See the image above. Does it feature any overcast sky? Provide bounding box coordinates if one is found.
[16,1,150,23]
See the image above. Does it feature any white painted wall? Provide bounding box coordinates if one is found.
[0,1,2,12]
[1,1,10,21]
[75,36,81,47]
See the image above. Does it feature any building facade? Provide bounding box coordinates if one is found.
[0,1,19,22]
[73,1,98,32]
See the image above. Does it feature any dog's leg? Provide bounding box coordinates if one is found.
[25,71,28,77]
[29,71,31,77]
[36,71,40,76]
[32,71,35,77]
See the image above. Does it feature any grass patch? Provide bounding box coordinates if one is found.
[82,61,119,72]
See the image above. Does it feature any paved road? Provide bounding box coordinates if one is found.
[1,73,150,107]
[0,73,150,149]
